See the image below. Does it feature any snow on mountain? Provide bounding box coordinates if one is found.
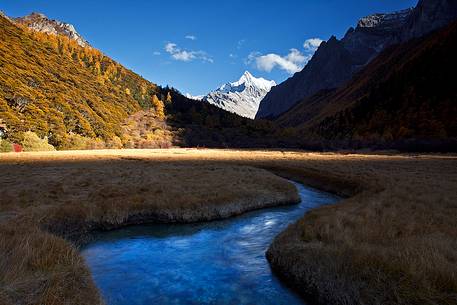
[202,71,276,119]
[185,93,205,101]
[15,12,89,47]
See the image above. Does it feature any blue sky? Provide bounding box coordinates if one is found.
[2,0,417,96]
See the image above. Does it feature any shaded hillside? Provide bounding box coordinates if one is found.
[257,0,457,119]
[165,90,287,148]
[277,21,457,149]
[275,89,336,128]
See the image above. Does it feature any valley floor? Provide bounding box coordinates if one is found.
[1,149,456,305]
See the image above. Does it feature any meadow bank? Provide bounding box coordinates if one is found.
[1,149,457,305]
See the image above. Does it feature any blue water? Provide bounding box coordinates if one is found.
[81,182,340,305]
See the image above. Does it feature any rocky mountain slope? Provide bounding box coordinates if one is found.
[15,12,89,47]
[402,0,457,40]
[276,20,457,148]
[200,71,276,119]
[256,0,457,119]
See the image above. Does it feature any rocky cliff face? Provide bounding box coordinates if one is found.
[15,12,89,47]
[256,0,457,119]
[343,9,413,62]
[402,0,457,40]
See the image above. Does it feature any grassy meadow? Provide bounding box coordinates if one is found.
[0,150,299,305]
[0,149,456,305]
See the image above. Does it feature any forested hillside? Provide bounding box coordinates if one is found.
[0,15,169,149]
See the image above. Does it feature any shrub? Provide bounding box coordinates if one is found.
[106,136,123,149]
[64,133,107,150]
[0,139,13,152]
[21,132,55,152]
[65,133,89,150]
[86,138,105,150]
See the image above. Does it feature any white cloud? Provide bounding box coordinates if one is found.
[153,51,161,56]
[247,49,311,74]
[286,48,307,65]
[164,42,213,63]
[303,38,323,52]
[185,35,197,40]
[246,37,323,74]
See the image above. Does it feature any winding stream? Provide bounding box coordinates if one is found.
[81,182,340,305]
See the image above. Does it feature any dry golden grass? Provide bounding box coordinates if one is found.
[0,150,299,305]
[1,148,457,305]
[0,223,102,305]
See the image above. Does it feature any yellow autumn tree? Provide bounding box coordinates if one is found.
[94,61,101,75]
[151,95,165,119]
[166,92,172,104]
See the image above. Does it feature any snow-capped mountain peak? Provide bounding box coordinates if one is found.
[234,71,255,86]
[202,71,276,119]
[236,71,276,91]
